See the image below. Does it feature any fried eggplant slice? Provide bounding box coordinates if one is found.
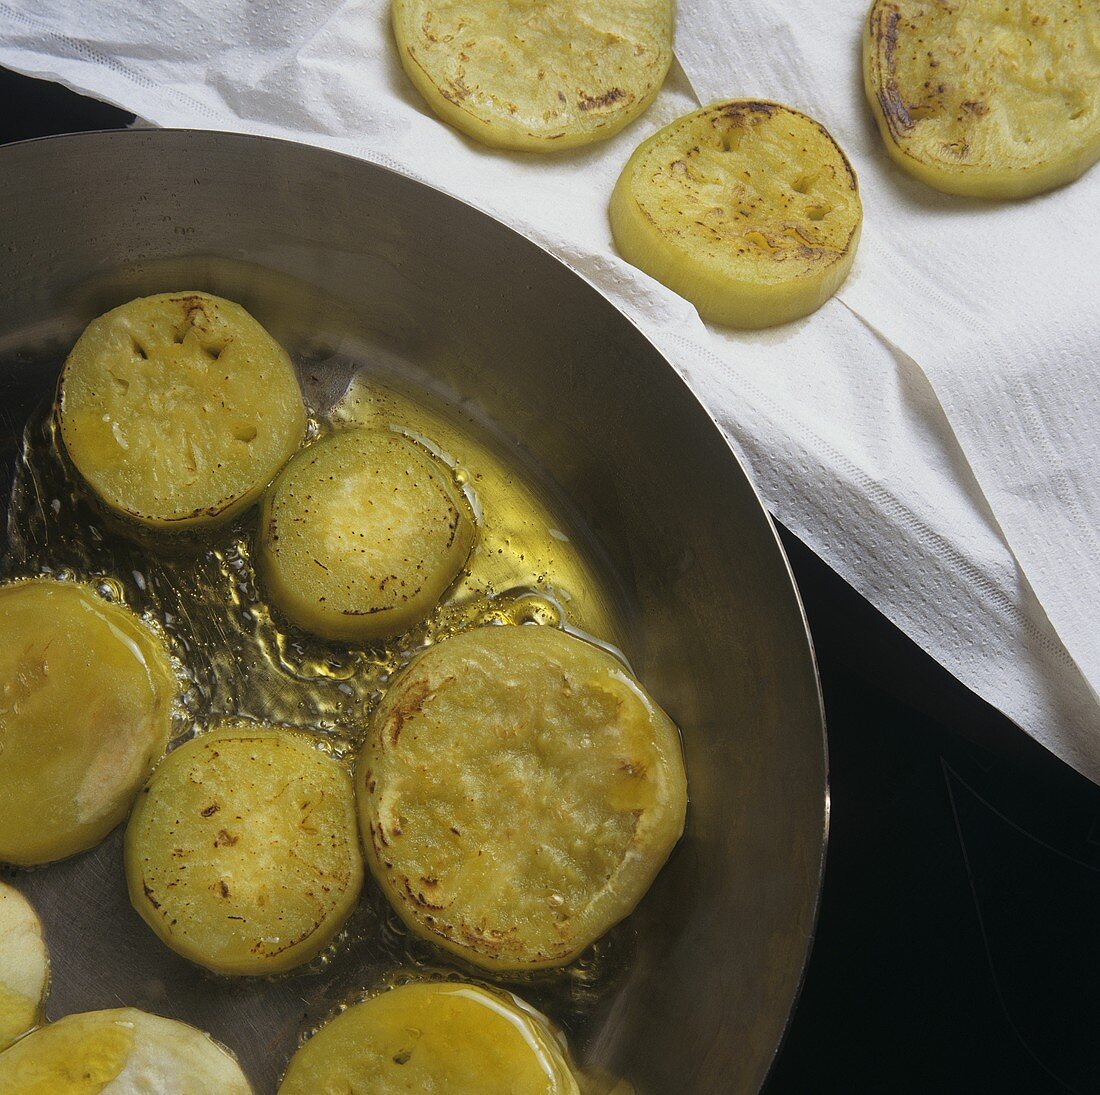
[258,429,474,642]
[863,0,1100,198]
[125,723,363,976]
[58,291,306,529]
[610,100,862,327]
[357,624,687,971]
[392,0,673,151]
[0,883,49,1051]
[278,981,578,1094]
[0,1008,252,1094]
[0,579,175,866]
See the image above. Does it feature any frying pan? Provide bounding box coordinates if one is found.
[0,129,827,1094]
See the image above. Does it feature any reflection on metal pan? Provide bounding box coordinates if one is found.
[0,129,826,1094]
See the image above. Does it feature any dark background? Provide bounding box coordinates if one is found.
[3,66,1098,1095]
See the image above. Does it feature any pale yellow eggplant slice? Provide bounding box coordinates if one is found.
[392,0,673,151]
[357,624,687,972]
[58,291,306,529]
[611,100,862,328]
[863,0,1100,198]
[0,1008,252,1094]
[125,723,363,976]
[278,981,579,1094]
[0,579,176,866]
[258,428,474,642]
[0,883,49,1051]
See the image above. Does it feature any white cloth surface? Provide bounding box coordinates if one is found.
[1,0,1098,777]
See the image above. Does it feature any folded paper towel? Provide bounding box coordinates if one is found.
[0,0,1097,778]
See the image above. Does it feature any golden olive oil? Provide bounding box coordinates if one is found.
[3,355,634,1060]
[7,368,626,746]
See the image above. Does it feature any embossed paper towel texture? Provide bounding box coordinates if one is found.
[0,0,1097,776]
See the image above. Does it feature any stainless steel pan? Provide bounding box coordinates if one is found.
[0,129,827,1094]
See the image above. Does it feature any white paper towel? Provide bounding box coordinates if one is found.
[0,0,1097,777]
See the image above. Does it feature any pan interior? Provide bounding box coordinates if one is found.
[0,130,827,1095]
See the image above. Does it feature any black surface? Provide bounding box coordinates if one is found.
[769,534,1100,1095]
[0,67,135,141]
[2,65,1097,1095]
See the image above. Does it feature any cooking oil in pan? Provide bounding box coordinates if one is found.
[2,356,636,1070]
[5,367,627,741]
